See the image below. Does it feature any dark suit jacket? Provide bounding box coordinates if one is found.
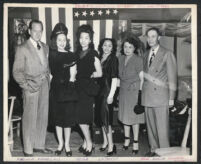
[13,39,50,92]
[141,46,177,107]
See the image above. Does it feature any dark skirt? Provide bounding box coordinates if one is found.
[49,89,76,128]
[75,89,94,124]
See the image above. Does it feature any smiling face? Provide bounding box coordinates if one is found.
[29,22,43,42]
[79,32,91,50]
[123,42,135,56]
[147,30,160,49]
[102,40,113,55]
[56,33,67,51]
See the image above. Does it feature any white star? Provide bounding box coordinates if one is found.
[90,11,95,16]
[106,9,110,15]
[74,11,79,17]
[113,9,118,15]
[82,11,87,17]
[98,10,103,16]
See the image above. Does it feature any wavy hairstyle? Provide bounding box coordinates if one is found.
[98,38,117,59]
[50,23,70,51]
[120,37,140,56]
[75,24,94,53]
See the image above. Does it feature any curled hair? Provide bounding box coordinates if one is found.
[29,19,43,30]
[75,24,94,52]
[146,27,161,36]
[98,38,117,59]
[50,33,70,51]
[120,37,139,55]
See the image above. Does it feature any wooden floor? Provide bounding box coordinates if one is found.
[10,126,150,158]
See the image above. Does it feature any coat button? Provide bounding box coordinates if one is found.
[154,88,156,90]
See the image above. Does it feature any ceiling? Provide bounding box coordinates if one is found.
[119,8,191,22]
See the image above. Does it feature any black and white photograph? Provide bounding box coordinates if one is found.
[3,3,197,162]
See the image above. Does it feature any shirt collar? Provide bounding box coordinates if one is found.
[150,45,160,55]
[29,37,40,49]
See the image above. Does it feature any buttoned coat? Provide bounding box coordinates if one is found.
[141,46,177,107]
[118,54,145,125]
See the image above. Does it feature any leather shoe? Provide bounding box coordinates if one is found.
[33,148,53,154]
[23,152,33,157]
[145,151,157,157]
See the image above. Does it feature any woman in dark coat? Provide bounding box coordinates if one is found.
[49,23,77,156]
[97,38,118,156]
[75,24,102,156]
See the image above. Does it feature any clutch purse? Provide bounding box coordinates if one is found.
[134,104,145,114]
[133,90,145,114]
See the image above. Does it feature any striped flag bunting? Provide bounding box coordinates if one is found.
[37,7,120,51]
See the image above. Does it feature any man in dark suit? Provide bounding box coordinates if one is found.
[13,20,52,156]
[141,27,177,156]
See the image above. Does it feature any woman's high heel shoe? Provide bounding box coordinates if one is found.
[122,136,130,150]
[65,150,72,157]
[78,145,86,153]
[55,146,64,156]
[99,144,108,152]
[83,147,95,156]
[132,140,139,154]
[107,145,117,156]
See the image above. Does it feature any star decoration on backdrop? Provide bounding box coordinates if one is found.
[90,11,95,16]
[98,10,103,16]
[74,11,80,17]
[73,9,119,20]
[113,9,118,15]
[106,9,110,15]
[82,11,87,16]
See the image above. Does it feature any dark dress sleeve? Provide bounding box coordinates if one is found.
[111,56,119,78]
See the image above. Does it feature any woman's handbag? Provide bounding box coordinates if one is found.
[133,90,145,114]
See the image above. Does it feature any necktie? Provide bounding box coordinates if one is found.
[37,42,41,50]
[149,50,155,67]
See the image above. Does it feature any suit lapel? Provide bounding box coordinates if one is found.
[27,39,43,65]
[148,46,164,71]
[144,51,149,73]
[27,39,47,66]
[151,46,163,68]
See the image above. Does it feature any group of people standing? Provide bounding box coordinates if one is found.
[12,19,177,157]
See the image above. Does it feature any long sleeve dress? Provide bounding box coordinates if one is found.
[49,49,77,127]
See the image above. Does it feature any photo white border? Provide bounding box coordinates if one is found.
[3,3,197,162]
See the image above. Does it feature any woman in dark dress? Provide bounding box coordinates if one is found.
[75,24,102,156]
[49,23,77,156]
[97,38,118,156]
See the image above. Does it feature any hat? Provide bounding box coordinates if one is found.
[50,23,68,40]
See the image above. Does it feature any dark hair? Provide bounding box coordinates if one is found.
[98,38,117,59]
[146,27,161,36]
[29,19,43,31]
[50,23,68,40]
[76,24,94,52]
[120,37,139,55]
[50,23,70,51]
